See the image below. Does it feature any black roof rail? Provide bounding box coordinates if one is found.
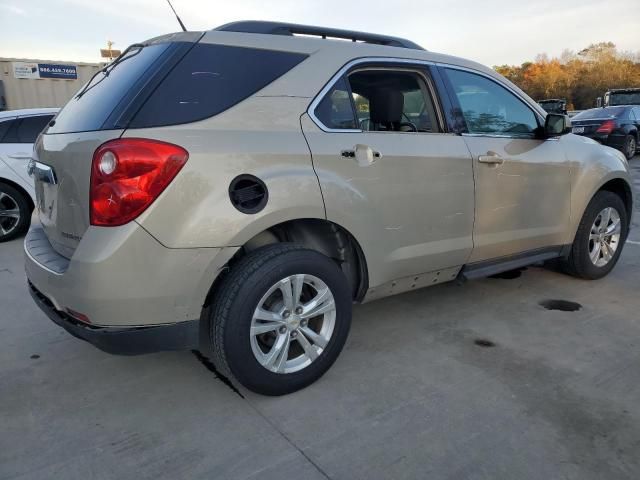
[214,21,425,51]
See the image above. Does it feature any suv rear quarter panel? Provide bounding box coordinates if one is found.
[129,96,325,248]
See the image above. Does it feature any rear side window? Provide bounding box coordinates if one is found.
[2,115,54,143]
[129,44,308,128]
[314,77,358,130]
[17,115,55,143]
[0,118,15,142]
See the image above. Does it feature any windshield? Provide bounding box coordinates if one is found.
[539,101,564,113]
[609,92,640,106]
[573,107,626,120]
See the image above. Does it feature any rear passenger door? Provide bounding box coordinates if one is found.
[440,67,571,263]
[301,63,475,289]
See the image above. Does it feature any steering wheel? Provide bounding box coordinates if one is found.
[398,122,418,132]
[399,112,418,132]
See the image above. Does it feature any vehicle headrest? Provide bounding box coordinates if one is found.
[370,89,404,124]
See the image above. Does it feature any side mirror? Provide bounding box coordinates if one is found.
[545,113,571,137]
[596,97,603,108]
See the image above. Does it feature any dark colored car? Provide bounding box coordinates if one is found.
[538,98,567,115]
[571,106,640,159]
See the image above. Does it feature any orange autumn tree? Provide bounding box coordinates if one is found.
[494,43,640,110]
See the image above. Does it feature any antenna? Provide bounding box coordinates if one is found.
[165,0,187,32]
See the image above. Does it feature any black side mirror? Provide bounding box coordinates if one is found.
[545,113,571,137]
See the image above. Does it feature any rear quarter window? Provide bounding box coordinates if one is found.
[129,44,308,128]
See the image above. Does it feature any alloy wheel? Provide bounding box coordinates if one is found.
[0,191,21,238]
[588,207,622,267]
[250,274,336,374]
[628,136,636,159]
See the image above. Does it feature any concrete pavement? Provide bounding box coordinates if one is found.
[1,157,639,480]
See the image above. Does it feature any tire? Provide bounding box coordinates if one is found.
[623,135,636,160]
[561,191,628,280]
[208,243,352,396]
[0,183,32,243]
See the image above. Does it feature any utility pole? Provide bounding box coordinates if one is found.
[100,40,121,63]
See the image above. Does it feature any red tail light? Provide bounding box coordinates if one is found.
[90,138,188,226]
[596,120,615,134]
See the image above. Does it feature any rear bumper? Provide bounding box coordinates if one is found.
[29,281,198,355]
[24,223,239,351]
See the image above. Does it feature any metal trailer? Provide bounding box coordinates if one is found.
[0,58,103,110]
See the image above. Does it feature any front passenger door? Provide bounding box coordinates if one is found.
[442,67,571,263]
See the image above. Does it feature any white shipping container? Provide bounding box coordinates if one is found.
[0,58,103,110]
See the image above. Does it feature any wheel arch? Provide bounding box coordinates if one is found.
[206,218,368,304]
[597,177,633,224]
[0,177,35,212]
[198,218,369,353]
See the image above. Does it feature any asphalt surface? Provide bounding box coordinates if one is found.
[2,156,640,480]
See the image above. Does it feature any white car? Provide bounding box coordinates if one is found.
[0,108,58,241]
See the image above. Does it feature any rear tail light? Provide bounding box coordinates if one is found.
[596,120,615,134]
[90,138,188,226]
[66,308,91,324]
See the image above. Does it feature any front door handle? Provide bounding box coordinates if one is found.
[341,144,381,166]
[477,154,504,165]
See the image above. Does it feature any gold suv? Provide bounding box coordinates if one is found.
[25,22,633,395]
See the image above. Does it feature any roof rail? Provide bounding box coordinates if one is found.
[214,21,425,50]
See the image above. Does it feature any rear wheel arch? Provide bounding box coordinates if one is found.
[204,219,369,309]
[198,219,368,365]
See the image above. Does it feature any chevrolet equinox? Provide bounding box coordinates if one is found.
[25,22,633,395]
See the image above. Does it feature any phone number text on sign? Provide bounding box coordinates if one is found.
[38,63,78,79]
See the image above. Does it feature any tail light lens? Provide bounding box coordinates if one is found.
[596,120,615,134]
[90,138,188,226]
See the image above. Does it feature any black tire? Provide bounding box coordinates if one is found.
[208,243,352,396]
[0,183,32,243]
[561,191,628,279]
[623,134,636,160]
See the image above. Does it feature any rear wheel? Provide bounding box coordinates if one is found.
[623,135,636,160]
[0,183,31,242]
[208,244,352,396]
[562,191,628,279]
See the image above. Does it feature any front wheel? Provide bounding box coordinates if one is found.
[208,244,352,396]
[562,191,628,279]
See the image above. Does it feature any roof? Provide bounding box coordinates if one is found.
[0,108,59,119]
[608,88,640,93]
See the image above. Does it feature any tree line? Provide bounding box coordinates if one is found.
[494,42,640,110]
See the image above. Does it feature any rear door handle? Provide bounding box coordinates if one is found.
[341,145,381,166]
[478,154,504,165]
[341,150,382,159]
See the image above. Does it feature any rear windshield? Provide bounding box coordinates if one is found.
[48,42,307,134]
[48,43,173,134]
[573,107,626,120]
[129,44,307,128]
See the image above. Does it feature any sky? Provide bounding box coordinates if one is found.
[1,0,639,66]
